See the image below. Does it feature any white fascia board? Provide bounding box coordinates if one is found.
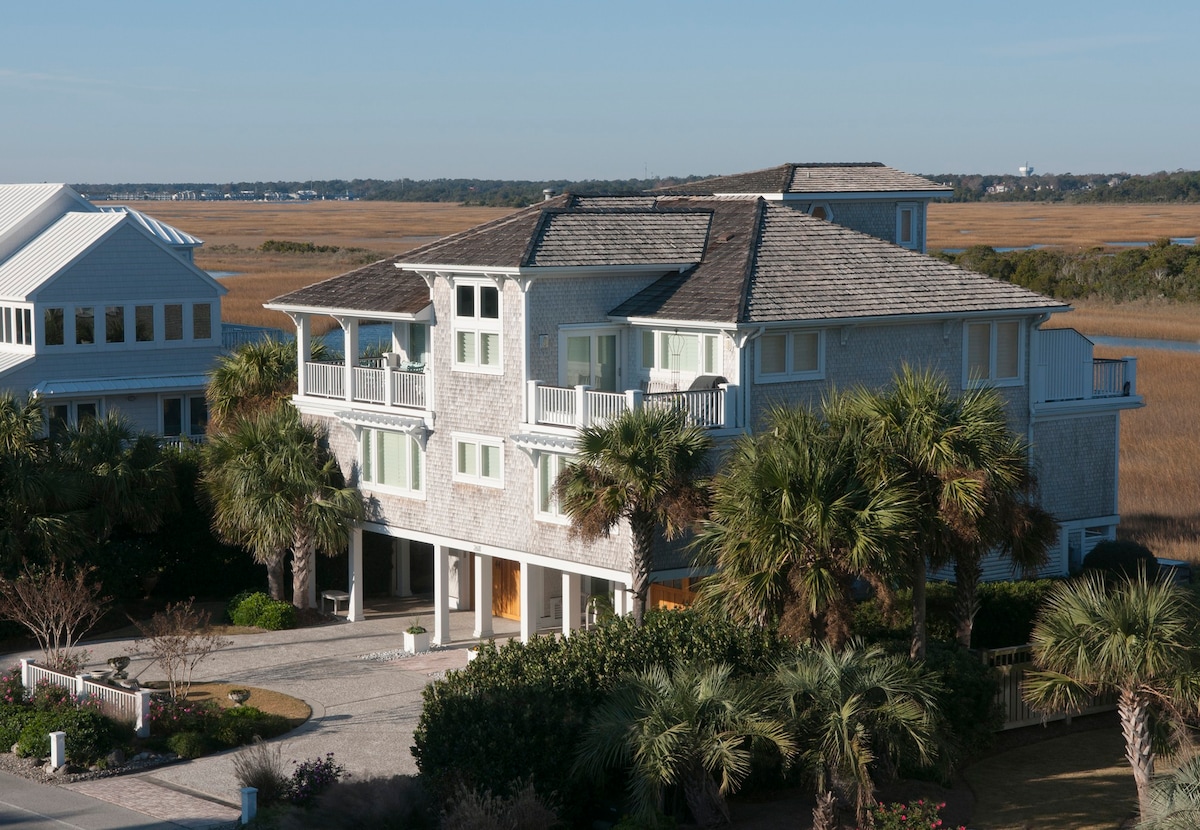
[396,263,522,278]
[609,315,739,332]
[264,301,431,321]
[780,190,953,201]
[744,306,1069,329]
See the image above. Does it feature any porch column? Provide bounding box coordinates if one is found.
[296,314,311,397]
[396,539,412,597]
[561,571,581,637]
[474,553,494,639]
[342,318,359,403]
[520,561,535,643]
[347,527,364,622]
[612,583,632,617]
[433,544,450,646]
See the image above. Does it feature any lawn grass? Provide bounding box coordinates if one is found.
[964,724,1135,829]
[184,682,311,725]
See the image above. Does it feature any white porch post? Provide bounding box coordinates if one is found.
[342,318,359,403]
[474,553,494,639]
[520,561,535,643]
[433,544,451,645]
[612,583,632,617]
[296,314,311,397]
[396,539,412,597]
[347,526,364,622]
[562,571,581,637]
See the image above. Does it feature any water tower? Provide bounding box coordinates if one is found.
[1019,163,1034,177]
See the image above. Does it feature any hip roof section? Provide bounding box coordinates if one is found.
[656,162,953,196]
[271,194,1065,325]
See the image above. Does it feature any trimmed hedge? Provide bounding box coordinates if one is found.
[15,708,123,765]
[1083,540,1158,581]
[414,609,789,822]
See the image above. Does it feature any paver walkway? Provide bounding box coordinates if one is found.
[66,777,239,829]
[1,599,521,826]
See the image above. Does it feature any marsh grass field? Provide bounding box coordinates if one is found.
[161,198,1200,566]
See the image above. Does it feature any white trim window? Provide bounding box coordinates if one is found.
[640,330,720,378]
[0,306,32,346]
[965,320,1022,385]
[536,452,572,523]
[756,329,824,382]
[453,282,502,372]
[897,202,918,249]
[161,395,209,438]
[454,434,504,488]
[361,429,424,496]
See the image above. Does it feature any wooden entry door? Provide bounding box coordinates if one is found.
[493,559,520,620]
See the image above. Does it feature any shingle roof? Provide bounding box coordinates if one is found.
[268,255,431,315]
[275,193,1062,325]
[528,210,711,267]
[656,162,952,196]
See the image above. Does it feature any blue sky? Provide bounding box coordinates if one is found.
[3,1,1197,183]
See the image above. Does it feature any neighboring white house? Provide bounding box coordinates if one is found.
[0,184,226,440]
[266,163,1143,644]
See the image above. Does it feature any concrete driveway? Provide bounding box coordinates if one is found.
[1,599,520,827]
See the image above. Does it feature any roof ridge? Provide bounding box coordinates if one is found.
[399,196,567,263]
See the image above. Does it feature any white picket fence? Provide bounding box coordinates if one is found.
[979,645,1116,730]
[19,658,153,738]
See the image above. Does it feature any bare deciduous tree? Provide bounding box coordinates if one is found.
[136,599,231,699]
[0,560,109,670]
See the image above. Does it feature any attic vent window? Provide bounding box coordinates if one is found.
[808,203,833,222]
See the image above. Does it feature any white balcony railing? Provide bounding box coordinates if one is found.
[304,361,428,410]
[1033,328,1137,404]
[528,381,737,430]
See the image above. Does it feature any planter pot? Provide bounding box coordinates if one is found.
[404,630,430,654]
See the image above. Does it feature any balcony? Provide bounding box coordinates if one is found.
[526,380,739,431]
[303,360,429,410]
[1032,328,1140,408]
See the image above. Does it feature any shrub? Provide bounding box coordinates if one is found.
[414,609,789,823]
[233,739,288,806]
[284,752,348,807]
[1,664,25,706]
[211,706,290,748]
[278,775,435,830]
[148,696,220,737]
[167,730,208,759]
[229,592,297,630]
[917,643,1003,774]
[1083,539,1158,581]
[31,681,78,712]
[867,799,965,830]
[441,782,560,830]
[15,707,122,764]
[0,705,36,750]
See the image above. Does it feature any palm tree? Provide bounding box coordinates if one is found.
[1024,571,1200,823]
[775,640,941,830]
[694,404,909,647]
[58,413,177,543]
[0,393,88,570]
[575,662,795,827]
[202,404,363,606]
[847,366,1048,658]
[557,407,712,626]
[1137,754,1200,830]
[207,338,324,431]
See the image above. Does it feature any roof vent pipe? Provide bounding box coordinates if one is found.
[543,188,555,200]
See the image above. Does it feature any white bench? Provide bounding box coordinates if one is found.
[321,590,350,615]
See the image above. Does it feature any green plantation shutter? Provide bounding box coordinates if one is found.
[456,331,475,364]
[642,330,655,369]
[481,444,501,479]
[458,441,476,477]
[538,454,553,513]
[480,332,500,367]
[996,321,1020,379]
[380,430,404,486]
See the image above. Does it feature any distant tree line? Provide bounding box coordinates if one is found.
[937,240,1200,302]
[72,176,709,207]
[927,169,1200,204]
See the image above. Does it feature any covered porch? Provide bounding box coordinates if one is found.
[334,527,634,646]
